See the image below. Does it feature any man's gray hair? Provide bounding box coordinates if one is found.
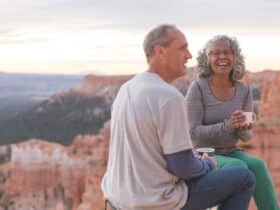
[197,35,246,81]
[143,24,177,62]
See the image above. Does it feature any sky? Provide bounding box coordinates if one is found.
[0,0,280,75]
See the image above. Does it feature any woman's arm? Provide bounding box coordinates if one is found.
[235,85,254,142]
[186,82,235,141]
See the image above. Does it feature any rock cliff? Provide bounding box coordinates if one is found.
[239,71,280,209]
[0,70,279,210]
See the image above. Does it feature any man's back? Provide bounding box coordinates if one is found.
[101,72,192,210]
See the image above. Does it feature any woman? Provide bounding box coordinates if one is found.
[186,35,279,210]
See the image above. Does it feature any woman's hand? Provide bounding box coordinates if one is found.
[230,110,253,130]
[240,122,253,130]
[230,110,246,129]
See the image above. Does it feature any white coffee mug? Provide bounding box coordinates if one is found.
[243,111,256,124]
[195,147,215,157]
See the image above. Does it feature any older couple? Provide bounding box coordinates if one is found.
[101,24,278,210]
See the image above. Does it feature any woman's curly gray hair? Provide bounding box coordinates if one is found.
[197,35,245,81]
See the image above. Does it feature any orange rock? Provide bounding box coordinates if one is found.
[238,71,280,209]
[259,72,280,120]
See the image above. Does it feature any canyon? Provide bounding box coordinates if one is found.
[0,70,279,210]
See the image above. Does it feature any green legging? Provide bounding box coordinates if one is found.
[216,150,279,210]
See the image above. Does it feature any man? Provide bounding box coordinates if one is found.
[101,24,255,210]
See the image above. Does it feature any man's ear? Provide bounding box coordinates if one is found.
[154,45,165,57]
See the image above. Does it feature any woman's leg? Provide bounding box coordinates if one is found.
[182,167,255,210]
[230,150,279,210]
[215,154,248,169]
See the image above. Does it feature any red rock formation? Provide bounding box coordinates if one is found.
[2,140,89,210]
[171,74,192,96]
[258,72,280,120]
[54,68,196,102]
[245,70,278,85]
[17,139,66,155]
[239,71,280,210]
[73,122,110,210]
[243,70,279,94]
[76,74,133,100]
[9,122,111,210]
[241,72,251,85]
[242,124,280,210]
[1,70,279,210]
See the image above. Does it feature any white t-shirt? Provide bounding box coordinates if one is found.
[101,72,193,210]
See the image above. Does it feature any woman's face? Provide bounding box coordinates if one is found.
[209,40,234,77]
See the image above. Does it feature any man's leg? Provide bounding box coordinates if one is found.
[181,167,255,210]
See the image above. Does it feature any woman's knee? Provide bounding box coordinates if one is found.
[247,157,267,172]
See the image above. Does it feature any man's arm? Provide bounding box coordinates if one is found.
[164,149,215,181]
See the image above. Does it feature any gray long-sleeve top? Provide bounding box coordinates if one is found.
[185,78,253,155]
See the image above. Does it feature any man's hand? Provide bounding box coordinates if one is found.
[201,153,217,169]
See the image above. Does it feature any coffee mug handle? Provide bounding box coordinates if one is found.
[252,112,257,122]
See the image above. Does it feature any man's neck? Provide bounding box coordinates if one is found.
[147,63,173,83]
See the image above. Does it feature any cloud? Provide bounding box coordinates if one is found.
[1,0,279,34]
[0,38,49,45]
[0,0,279,75]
